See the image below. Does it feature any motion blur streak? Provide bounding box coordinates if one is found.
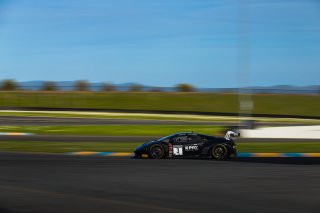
[304,153,320,157]
[0,132,33,136]
[67,152,320,158]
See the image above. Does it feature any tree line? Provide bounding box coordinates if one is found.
[0,79,196,92]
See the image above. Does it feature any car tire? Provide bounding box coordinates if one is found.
[211,144,228,160]
[149,145,165,159]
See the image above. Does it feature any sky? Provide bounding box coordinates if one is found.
[0,0,319,88]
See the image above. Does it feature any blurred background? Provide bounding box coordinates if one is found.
[0,1,319,213]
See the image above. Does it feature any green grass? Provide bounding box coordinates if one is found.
[0,141,319,153]
[0,91,319,117]
[0,125,224,136]
[1,111,320,124]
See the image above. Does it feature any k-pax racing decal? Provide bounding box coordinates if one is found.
[185,145,198,151]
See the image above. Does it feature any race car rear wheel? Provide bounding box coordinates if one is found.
[211,144,228,160]
[149,145,165,159]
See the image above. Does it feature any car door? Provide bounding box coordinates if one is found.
[171,134,187,157]
[183,134,201,156]
[172,134,198,157]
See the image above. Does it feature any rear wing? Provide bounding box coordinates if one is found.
[224,130,240,140]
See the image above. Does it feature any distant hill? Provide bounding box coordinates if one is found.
[13,81,320,94]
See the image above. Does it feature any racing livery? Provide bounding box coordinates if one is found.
[133,131,239,159]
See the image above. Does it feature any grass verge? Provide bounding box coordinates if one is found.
[0,141,319,153]
[0,92,319,117]
[1,111,320,124]
[0,125,223,136]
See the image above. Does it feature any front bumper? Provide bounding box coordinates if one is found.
[132,150,149,159]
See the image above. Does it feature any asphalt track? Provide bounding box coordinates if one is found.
[0,116,310,126]
[0,116,237,126]
[0,152,319,213]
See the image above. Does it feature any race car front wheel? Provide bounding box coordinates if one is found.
[149,145,165,159]
[211,144,228,160]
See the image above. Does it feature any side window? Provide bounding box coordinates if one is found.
[174,135,189,143]
[192,135,202,143]
[187,135,193,142]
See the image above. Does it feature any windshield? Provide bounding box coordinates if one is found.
[158,134,176,141]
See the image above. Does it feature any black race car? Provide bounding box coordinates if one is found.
[133,131,239,159]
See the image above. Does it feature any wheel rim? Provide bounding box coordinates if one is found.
[213,145,227,159]
[151,146,163,158]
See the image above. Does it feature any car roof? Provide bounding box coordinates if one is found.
[160,132,195,138]
[176,132,193,134]
[176,132,212,137]
[176,132,201,136]
[157,132,211,141]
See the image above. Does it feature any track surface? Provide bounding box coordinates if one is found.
[0,116,311,126]
[0,116,237,126]
[0,152,319,213]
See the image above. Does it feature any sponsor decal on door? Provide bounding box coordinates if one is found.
[185,145,198,151]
